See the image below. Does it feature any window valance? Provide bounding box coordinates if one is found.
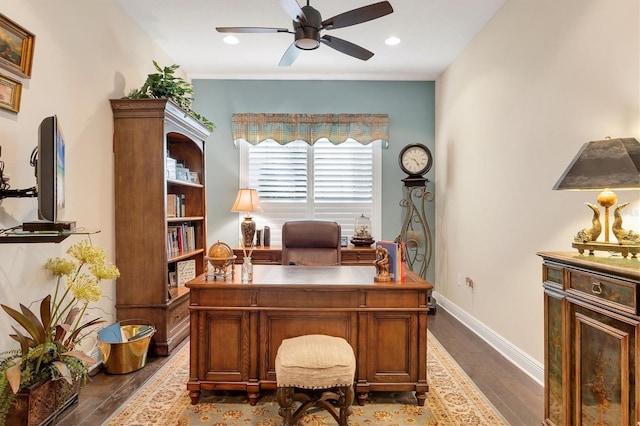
[232,113,389,146]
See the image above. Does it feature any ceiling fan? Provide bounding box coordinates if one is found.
[216,0,394,67]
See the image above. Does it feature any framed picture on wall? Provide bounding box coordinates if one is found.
[0,73,21,113]
[0,14,35,78]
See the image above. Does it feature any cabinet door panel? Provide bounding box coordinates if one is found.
[572,306,637,425]
[204,311,249,382]
[262,311,356,381]
[545,292,566,426]
[367,312,417,383]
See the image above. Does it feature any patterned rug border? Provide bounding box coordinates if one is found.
[103,331,508,425]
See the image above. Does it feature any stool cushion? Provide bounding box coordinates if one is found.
[276,334,356,389]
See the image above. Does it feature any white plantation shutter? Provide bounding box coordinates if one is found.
[248,140,307,201]
[239,139,381,246]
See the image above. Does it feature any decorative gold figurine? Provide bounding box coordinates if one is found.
[374,245,391,282]
[574,203,601,243]
[612,202,640,244]
[572,202,640,259]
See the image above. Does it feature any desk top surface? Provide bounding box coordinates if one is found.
[187,265,432,290]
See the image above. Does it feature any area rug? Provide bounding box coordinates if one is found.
[103,331,508,425]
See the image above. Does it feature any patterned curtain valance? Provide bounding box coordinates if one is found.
[232,113,389,146]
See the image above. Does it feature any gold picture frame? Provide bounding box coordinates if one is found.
[0,14,35,78]
[0,73,21,113]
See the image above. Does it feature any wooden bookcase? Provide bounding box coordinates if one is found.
[111,98,211,356]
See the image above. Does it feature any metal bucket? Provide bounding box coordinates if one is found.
[97,320,156,374]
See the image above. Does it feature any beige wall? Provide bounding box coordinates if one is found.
[435,0,639,381]
[0,1,174,352]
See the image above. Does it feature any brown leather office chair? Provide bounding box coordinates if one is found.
[281,220,341,266]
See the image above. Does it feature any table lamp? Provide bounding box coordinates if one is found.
[553,137,640,257]
[231,188,261,247]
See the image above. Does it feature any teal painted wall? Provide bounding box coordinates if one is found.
[193,79,435,282]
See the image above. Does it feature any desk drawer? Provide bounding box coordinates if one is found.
[258,289,359,308]
[341,249,376,265]
[568,269,638,315]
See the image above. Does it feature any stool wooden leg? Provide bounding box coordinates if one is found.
[276,387,295,425]
[338,385,355,426]
[277,385,354,426]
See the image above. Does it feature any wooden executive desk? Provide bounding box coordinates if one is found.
[186,265,432,406]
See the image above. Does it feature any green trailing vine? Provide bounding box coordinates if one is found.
[125,61,215,132]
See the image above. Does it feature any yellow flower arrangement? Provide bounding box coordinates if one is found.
[0,240,119,422]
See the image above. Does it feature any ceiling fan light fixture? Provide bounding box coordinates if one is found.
[294,27,320,50]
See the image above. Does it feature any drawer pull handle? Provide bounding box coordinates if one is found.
[591,281,603,295]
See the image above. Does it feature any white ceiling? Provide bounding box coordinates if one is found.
[116,0,505,81]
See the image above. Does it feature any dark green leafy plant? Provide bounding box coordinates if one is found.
[126,61,215,132]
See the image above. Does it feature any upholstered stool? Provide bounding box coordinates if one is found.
[275,334,356,426]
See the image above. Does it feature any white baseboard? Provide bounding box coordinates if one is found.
[87,344,104,376]
[433,291,544,386]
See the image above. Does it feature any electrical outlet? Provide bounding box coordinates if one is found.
[465,277,474,288]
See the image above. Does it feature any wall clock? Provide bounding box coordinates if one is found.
[399,143,432,187]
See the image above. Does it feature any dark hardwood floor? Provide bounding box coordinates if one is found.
[428,308,544,425]
[56,306,543,425]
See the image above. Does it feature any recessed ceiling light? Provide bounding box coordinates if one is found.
[385,36,401,46]
[223,35,239,45]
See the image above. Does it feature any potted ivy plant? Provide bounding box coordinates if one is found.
[0,240,120,424]
[125,61,215,132]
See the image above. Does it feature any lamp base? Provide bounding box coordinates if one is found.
[241,216,256,247]
[572,241,640,259]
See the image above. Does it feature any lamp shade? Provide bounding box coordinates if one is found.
[231,188,261,213]
[553,137,640,190]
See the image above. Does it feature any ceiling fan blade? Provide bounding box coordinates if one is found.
[321,1,393,30]
[321,35,374,61]
[216,27,290,34]
[279,42,301,67]
[279,0,306,23]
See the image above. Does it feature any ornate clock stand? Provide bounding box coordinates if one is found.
[397,143,435,313]
[400,177,435,313]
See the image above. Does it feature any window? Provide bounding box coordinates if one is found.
[239,139,382,246]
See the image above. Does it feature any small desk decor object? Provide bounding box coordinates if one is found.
[350,214,375,247]
[554,137,640,258]
[205,241,236,279]
[374,245,391,281]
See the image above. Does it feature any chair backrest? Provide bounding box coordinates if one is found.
[281,220,342,266]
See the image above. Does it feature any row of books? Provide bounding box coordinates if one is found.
[375,240,406,281]
[167,223,196,255]
[167,193,186,218]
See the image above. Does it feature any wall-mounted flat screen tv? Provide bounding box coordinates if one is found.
[37,115,65,222]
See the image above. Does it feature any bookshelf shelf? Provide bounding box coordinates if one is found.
[111,98,211,356]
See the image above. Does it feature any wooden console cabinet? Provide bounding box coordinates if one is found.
[186,265,432,406]
[538,252,640,425]
[111,99,210,356]
[233,246,376,266]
